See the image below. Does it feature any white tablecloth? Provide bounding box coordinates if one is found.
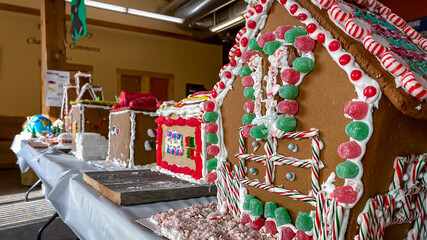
[11,135,217,240]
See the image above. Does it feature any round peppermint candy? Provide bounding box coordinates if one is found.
[400,72,427,101]
[378,3,391,17]
[403,25,422,42]
[365,0,379,12]
[345,18,372,39]
[328,2,355,24]
[381,52,410,76]
[363,34,390,57]
[313,0,336,9]
[419,38,427,51]
[387,12,406,29]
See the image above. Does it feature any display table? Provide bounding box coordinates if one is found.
[11,135,217,240]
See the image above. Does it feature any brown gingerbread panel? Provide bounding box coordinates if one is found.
[82,106,110,138]
[108,112,131,165]
[134,112,157,166]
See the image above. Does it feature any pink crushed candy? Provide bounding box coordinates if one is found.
[244,101,255,113]
[295,230,311,240]
[241,212,251,225]
[242,125,254,138]
[242,50,259,63]
[203,101,216,112]
[250,217,265,231]
[332,185,358,204]
[338,141,362,159]
[205,171,217,183]
[275,25,294,39]
[344,101,369,120]
[264,220,278,235]
[294,36,315,52]
[281,226,296,240]
[242,76,255,87]
[207,145,220,156]
[277,100,299,115]
[281,69,300,85]
[258,32,276,48]
[205,122,218,133]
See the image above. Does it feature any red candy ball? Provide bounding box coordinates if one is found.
[298,13,307,21]
[242,76,255,87]
[332,186,358,204]
[207,145,220,156]
[307,23,317,34]
[350,70,362,81]
[258,32,276,48]
[328,40,340,51]
[248,20,256,29]
[280,0,287,4]
[211,91,217,98]
[277,100,299,115]
[230,59,237,67]
[240,37,248,47]
[219,82,225,89]
[363,86,377,98]
[205,122,218,133]
[281,68,300,85]
[294,36,315,52]
[317,33,325,43]
[203,101,216,112]
[225,71,232,79]
[255,4,263,13]
[338,141,362,159]
[344,101,369,120]
[235,48,242,57]
[290,4,298,14]
[275,25,294,39]
[339,54,351,65]
[242,50,258,63]
[243,101,255,113]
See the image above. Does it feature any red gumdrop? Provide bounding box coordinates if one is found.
[277,100,299,115]
[242,50,258,63]
[338,141,362,159]
[204,101,216,112]
[205,122,218,133]
[187,118,200,127]
[265,220,278,235]
[258,32,276,48]
[275,25,294,39]
[250,217,264,231]
[207,145,220,156]
[281,227,296,240]
[206,171,217,183]
[344,101,369,120]
[242,76,255,87]
[294,36,315,52]
[175,117,186,126]
[281,68,300,85]
[241,212,251,225]
[243,101,255,113]
[242,125,253,138]
[295,230,311,240]
[332,186,358,204]
[165,119,174,126]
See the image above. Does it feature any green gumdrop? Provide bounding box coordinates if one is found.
[336,161,360,179]
[243,87,255,100]
[206,158,218,170]
[264,202,277,219]
[205,133,218,144]
[249,124,269,139]
[279,85,299,99]
[242,113,256,125]
[274,207,292,226]
[295,212,313,231]
[285,27,308,43]
[264,41,281,55]
[276,116,297,132]
[249,199,263,217]
[345,121,369,141]
[239,66,252,77]
[293,57,314,73]
[249,38,263,51]
[204,112,218,122]
[243,195,256,211]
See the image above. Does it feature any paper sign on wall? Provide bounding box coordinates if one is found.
[46,70,70,107]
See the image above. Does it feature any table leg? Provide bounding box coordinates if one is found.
[36,212,59,240]
[25,179,42,202]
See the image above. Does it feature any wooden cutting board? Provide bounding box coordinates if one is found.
[83,170,217,205]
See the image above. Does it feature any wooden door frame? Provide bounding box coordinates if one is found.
[116,69,174,99]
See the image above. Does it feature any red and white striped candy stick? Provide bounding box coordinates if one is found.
[381,52,410,77]
[345,18,372,39]
[387,12,406,29]
[328,2,355,24]
[399,72,427,101]
[228,45,238,60]
[314,0,337,9]
[403,25,422,42]
[235,27,247,46]
[363,34,390,57]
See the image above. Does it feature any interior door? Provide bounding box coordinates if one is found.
[149,77,169,101]
[120,74,141,93]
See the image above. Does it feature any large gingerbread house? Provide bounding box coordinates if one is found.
[201,0,427,239]
[155,91,219,183]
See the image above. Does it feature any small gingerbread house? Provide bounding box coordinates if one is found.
[107,91,158,168]
[155,91,219,183]
[201,0,427,239]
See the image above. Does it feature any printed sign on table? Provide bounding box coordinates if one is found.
[46,70,70,107]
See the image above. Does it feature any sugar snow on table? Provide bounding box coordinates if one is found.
[83,170,217,205]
